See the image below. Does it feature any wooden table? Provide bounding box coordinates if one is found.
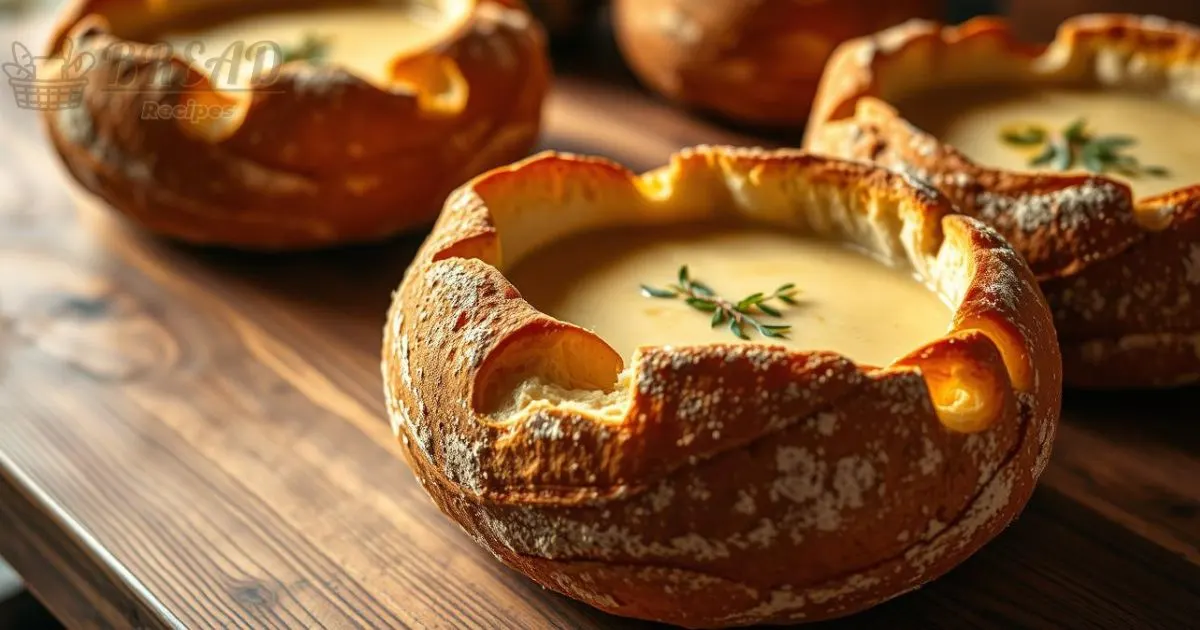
[2,9,1199,630]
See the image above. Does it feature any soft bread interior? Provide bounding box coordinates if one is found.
[490,369,635,421]
[490,153,947,273]
[460,150,1021,431]
[474,323,627,418]
[870,16,1200,107]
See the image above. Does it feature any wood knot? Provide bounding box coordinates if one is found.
[49,294,112,319]
[0,253,178,381]
[228,579,278,608]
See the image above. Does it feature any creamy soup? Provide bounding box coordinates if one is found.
[157,2,455,89]
[504,224,953,367]
[894,85,1200,198]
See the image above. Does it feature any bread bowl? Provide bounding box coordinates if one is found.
[806,15,1200,388]
[611,0,944,127]
[381,146,1062,626]
[43,0,549,249]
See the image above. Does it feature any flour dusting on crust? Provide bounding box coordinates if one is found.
[383,148,1061,626]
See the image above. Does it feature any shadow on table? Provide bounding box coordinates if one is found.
[0,589,63,630]
[1062,387,1200,451]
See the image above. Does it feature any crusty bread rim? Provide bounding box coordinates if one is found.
[49,0,498,141]
[442,148,1032,430]
[389,145,1059,471]
[808,13,1200,154]
[804,14,1200,389]
[42,0,548,248]
[383,146,1061,625]
[807,14,1200,277]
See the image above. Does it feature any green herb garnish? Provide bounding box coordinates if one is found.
[640,266,799,340]
[280,33,331,64]
[1000,118,1168,179]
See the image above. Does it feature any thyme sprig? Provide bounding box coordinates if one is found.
[640,266,800,340]
[280,33,331,64]
[1000,118,1168,178]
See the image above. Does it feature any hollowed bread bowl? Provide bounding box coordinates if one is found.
[806,15,1200,387]
[382,146,1062,627]
[611,0,944,127]
[44,0,549,249]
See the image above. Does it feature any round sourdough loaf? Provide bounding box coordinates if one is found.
[611,0,944,127]
[382,147,1062,626]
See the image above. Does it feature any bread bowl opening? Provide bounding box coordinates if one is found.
[502,222,955,370]
[892,82,1200,200]
[871,17,1200,205]
[101,0,472,90]
[467,151,1013,426]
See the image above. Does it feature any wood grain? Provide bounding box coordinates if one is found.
[1,8,1199,630]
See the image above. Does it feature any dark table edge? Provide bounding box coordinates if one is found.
[0,454,177,629]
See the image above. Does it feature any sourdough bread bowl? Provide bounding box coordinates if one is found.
[805,15,1200,388]
[382,146,1062,626]
[43,0,549,249]
[611,0,944,128]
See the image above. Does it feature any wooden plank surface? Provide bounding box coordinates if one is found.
[2,8,1199,630]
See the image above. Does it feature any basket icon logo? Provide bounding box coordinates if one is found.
[5,41,95,111]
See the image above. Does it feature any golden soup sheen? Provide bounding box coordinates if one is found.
[894,85,1200,198]
[505,225,953,367]
[160,2,453,88]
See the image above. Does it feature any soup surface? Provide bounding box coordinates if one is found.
[894,85,1200,198]
[159,2,454,88]
[505,224,954,367]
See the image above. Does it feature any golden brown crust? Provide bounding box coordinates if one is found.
[610,0,943,127]
[43,0,549,249]
[806,14,1200,388]
[382,147,1062,626]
